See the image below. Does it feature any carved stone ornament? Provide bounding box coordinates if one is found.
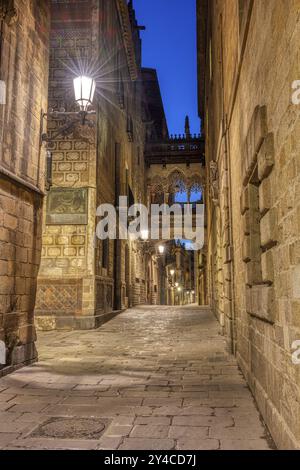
[70,121,96,145]
[0,0,18,26]
[147,169,204,196]
[46,188,88,225]
[210,161,219,206]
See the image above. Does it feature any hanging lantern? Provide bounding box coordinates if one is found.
[73,76,96,112]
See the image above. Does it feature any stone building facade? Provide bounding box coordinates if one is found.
[0,0,199,351]
[145,128,206,306]
[35,0,162,330]
[0,0,50,374]
[197,0,300,449]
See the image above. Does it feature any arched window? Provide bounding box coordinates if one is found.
[190,180,203,203]
[153,192,164,204]
[174,190,189,203]
[190,188,202,203]
[170,172,188,204]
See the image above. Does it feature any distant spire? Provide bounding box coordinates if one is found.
[185,115,191,138]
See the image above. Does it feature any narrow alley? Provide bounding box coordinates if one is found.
[0,0,299,452]
[0,306,273,450]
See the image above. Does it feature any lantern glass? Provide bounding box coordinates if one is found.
[158,245,165,255]
[141,229,149,241]
[74,76,96,111]
[170,269,175,276]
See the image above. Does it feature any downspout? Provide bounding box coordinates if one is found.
[220,2,254,355]
[0,14,5,146]
[220,17,236,355]
[0,18,4,74]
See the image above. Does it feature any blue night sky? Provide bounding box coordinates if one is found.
[133,0,200,136]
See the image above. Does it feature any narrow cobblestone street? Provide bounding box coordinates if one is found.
[0,306,274,450]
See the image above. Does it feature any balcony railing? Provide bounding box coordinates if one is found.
[145,135,205,165]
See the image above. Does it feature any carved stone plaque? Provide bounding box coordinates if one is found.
[46,188,88,225]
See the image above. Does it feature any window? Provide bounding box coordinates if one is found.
[128,184,135,207]
[117,50,125,110]
[174,191,188,204]
[190,189,202,203]
[127,114,134,142]
[118,76,125,109]
[137,146,140,166]
[102,239,109,270]
[153,192,164,205]
[241,160,276,324]
[242,167,262,286]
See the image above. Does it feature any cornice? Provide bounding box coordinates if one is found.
[115,0,138,81]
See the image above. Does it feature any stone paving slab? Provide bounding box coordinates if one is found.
[0,305,275,450]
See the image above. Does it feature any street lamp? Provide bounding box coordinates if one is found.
[41,74,97,145]
[74,76,96,112]
[170,269,175,276]
[177,287,182,292]
[141,229,149,241]
[158,245,165,255]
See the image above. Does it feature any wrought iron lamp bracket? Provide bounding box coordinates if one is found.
[40,110,96,144]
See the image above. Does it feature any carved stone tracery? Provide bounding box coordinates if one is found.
[148,169,205,198]
[209,161,219,206]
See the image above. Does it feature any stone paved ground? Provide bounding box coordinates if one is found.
[0,306,275,450]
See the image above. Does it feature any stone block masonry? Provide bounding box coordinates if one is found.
[0,306,275,450]
[0,177,44,373]
[0,0,50,375]
[36,0,157,329]
[199,0,300,449]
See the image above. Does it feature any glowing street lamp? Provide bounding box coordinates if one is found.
[175,282,179,288]
[177,287,182,292]
[170,269,175,276]
[41,75,97,148]
[74,75,96,112]
[158,245,165,255]
[141,229,149,241]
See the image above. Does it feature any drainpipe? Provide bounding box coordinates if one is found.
[0,14,5,145]
[0,18,4,75]
[220,19,237,355]
[223,116,237,355]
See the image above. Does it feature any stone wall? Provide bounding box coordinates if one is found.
[35,0,99,330]
[36,0,156,330]
[200,0,300,449]
[0,0,50,373]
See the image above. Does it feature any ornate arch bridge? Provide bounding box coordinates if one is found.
[145,133,206,237]
[145,133,205,207]
[144,131,207,308]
